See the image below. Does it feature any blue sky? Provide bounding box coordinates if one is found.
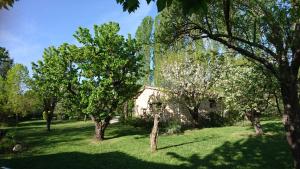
[0,0,157,74]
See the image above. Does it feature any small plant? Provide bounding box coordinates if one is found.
[0,131,16,153]
[163,120,182,135]
[42,111,48,121]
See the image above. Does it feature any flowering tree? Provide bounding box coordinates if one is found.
[161,51,222,126]
[215,58,280,135]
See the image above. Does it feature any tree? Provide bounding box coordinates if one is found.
[161,51,222,126]
[0,76,8,122]
[148,94,163,152]
[6,64,29,121]
[74,22,144,141]
[135,16,154,85]
[0,47,14,79]
[23,89,43,119]
[0,0,16,10]
[32,44,79,131]
[215,58,280,135]
[144,1,300,167]
[116,0,208,13]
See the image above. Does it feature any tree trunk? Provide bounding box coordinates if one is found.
[150,114,160,152]
[280,76,300,169]
[92,115,111,141]
[253,118,263,135]
[44,97,57,132]
[274,91,282,115]
[94,122,104,141]
[46,113,52,132]
[124,101,129,121]
[15,113,18,124]
[245,110,263,135]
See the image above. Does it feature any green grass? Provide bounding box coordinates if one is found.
[0,119,292,169]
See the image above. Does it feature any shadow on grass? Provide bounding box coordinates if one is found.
[0,133,292,169]
[166,133,291,169]
[262,121,285,133]
[9,121,149,154]
[0,151,178,169]
[105,124,149,140]
[17,120,79,128]
[0,121,292,169]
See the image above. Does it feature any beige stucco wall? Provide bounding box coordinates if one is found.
[134,86,222,125]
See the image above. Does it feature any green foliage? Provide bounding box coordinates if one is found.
[32,44,80,121]
[6,64,30,117]
[32,45,76,100]
[0,0,16,10]
[42,111,48,121]
[215,58,280,117]
[0,134,16,153]
[135,16,154,85]
[0,47,13,79]
[116,0,209,13]
[0,76,8,120]
[73,22,144,122]
[163,120,182,135]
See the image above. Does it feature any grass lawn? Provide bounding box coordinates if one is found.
[0,119,293,169]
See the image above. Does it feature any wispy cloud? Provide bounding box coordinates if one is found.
[0,0,157,76]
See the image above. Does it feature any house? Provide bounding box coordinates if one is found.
[134,86,223,125]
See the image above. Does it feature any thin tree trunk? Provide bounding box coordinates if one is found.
[274,91,282,115]
[150,114,160,152]
[43,97,57,132]
[253,117,263,135]
[15,113,18,124]
[280,77,300,169]
[124,101,128,121]
[46,116,51,132]
[46,106,55,132]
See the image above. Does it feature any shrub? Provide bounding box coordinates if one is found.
[42,111,48,121]
[127,117,153,131]
[163,120,182,135]
[0,131,16,154]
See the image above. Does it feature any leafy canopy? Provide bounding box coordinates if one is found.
[74,22,144,121]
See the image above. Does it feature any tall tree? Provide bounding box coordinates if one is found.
[135,16,154,85]
[151,1,300,167]
[0,76,8,121]
[0,47,13,79]
[74,22,144,141]
[32,44,78,131]
[6,64,29,121]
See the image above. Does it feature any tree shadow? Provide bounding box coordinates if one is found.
[17,120,78,128]
[261,121,285,134]
[0,151,181,169]
[166,134,292,169]
[6,122,150,154]
[0,120,292,169]
[105,123,149,140]
[158,134,220,150]
[0,132,292,169]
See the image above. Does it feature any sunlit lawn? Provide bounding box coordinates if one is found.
[0,119,292,169]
